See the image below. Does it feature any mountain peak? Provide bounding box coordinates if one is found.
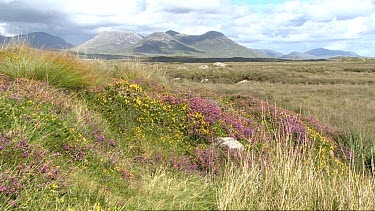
[144,32,175,42]
[165,30,180,37]
[201,31,225,39]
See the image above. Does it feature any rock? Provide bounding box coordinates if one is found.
[236,80,249,84]
[200,78,209,83]
[216,137,244,150]
[198,65,209,69]
[177,66,187,70]
[213,62,226,67]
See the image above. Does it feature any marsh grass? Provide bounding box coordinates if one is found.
[215,140,375,210]
[0,45,100,89]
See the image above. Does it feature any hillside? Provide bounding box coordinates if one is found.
[73,31,143,54]
[2,32,73,49]
[130,32,201,55]
[0,45,374,210]
[260,49,284,58]
[171,31,266,58]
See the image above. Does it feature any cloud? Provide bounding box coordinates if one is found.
[227,0,375,55]
[0,0,374,56]
[145,0,227,14]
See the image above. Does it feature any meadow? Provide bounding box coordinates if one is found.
[0,45,374,210]
[159,60,375,160]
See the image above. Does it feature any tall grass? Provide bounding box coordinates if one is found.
[215,140,375,210]
[0,45,100,89]
[122,168,215,210]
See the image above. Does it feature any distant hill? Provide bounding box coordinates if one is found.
[130,32,201,55]
[2,32,73,49]
[279,48,361,60]
[279,51,319,60]
[73,31,143,54]
[74,30,266,58]
[305,48,360,58]
[171,31,266,58]
[260,49,284,58]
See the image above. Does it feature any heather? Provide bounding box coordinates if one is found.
[0,46,374,210]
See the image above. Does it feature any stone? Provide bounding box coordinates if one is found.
[236,79,249,84]
[213,62,227,67]
[200,78,209,83]
[216,137,244,150]
[198,65,209,69]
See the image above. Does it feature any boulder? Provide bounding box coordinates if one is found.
[216,137,244,150]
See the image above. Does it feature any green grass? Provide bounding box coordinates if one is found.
[1,47,375,210]
[0,45,100,89]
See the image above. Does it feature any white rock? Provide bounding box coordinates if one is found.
[198,65,209,69]
[236,80,249,84]
[200,78,209,83]
[213,62,227,67]
[216,137,244,150]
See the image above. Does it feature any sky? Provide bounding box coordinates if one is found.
[0,0,374,56]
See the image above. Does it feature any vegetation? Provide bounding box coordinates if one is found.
[0,45,100,89]
[0,45,374,210]
[163,61,375,160]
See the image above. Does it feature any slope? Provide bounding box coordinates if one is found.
[73,31,143,55]
[7,32,73,49]
[171,31,266,58]
[130,32,201,56]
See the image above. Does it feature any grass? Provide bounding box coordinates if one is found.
[216,141,375,210]
[0,45,100,89]
[1,46,375,210]
[163,61,375,159]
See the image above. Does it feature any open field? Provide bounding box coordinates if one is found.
[151,60,375,153]
[1,46,375,210]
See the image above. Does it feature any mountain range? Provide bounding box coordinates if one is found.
[74,30,267,58]
[0,31,361,59]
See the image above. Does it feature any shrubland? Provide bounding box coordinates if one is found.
[0,45,374,210]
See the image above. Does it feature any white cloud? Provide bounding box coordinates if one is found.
[0,0,374,55]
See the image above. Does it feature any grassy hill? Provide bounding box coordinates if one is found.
[0,45,374,210]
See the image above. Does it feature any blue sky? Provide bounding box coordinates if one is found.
[0,0,374,56]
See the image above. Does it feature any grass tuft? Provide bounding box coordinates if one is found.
[0,45,100,89]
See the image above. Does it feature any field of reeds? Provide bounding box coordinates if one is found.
[0,45,374,210]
